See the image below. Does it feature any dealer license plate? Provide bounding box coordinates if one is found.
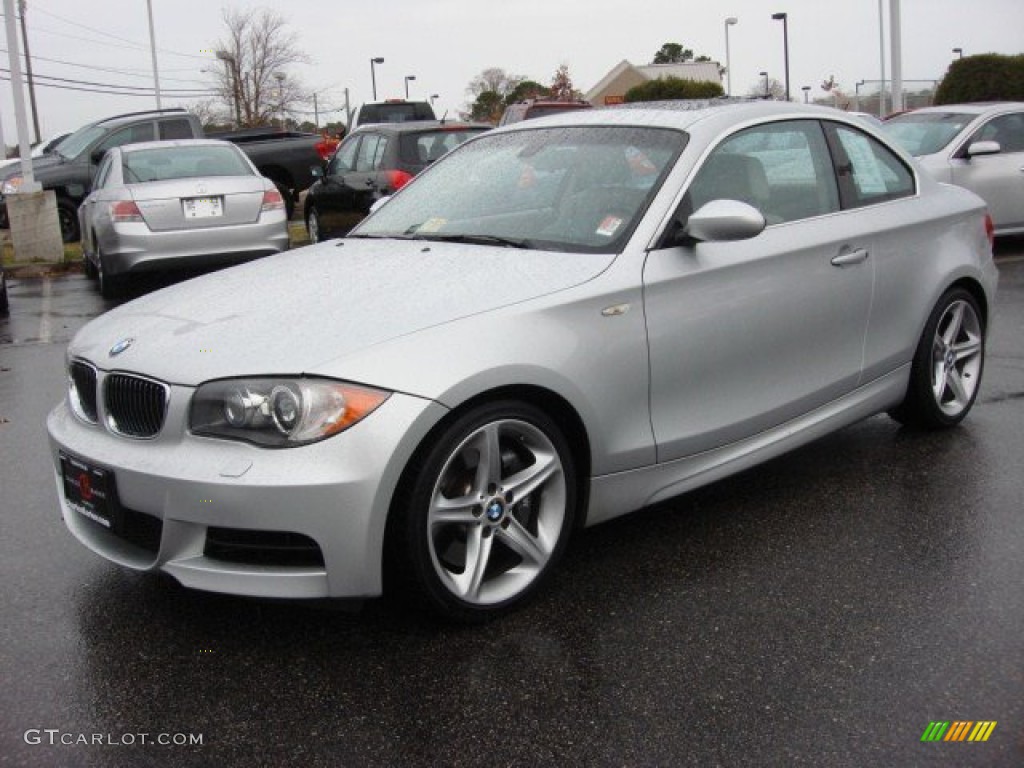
[59,452,121,531]
[182,196,223,219]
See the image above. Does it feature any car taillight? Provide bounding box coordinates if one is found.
[109,201,143,223]
[385,170,413,191]
[261,188,285,212]
[984,213,995,248]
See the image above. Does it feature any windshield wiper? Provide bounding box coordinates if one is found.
[414,233,533,249]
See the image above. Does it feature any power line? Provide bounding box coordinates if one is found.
[0,74,212,98]
[0,47,210,85]
[0,67,216,94]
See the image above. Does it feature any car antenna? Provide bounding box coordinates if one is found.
[440,110,448,125]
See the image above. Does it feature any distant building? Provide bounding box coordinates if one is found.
[585,60,723,106]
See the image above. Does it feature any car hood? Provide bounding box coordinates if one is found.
[70,238,614,387]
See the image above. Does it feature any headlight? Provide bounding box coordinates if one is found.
[2,176,23,195]
[190,377,390,447]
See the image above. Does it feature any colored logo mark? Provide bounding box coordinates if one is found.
[921,721,997,742]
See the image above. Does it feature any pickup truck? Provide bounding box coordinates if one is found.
[0,108,320,241]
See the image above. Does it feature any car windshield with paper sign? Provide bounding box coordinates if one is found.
[353,126,686,253]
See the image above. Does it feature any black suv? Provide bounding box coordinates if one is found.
[0,108,201,242]
[304,120,490,242]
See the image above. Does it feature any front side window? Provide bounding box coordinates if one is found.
[828,123,914,208]
[95,123,156,156]
[969,113,1024,153]
[354,126,686,253]
[685,120,839,224]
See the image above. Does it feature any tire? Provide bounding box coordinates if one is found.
[0,267,8,316]
[889,287,985,429]
[96,248,123,301]
[387,400,577,623]
[307,206,322,244]
[56,198,80,243]
[82,234,98,279]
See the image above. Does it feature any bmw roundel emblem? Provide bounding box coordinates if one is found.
[109,337,135,357]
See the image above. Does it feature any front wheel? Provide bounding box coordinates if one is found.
[388,401,576,623]
[889,287,985,429]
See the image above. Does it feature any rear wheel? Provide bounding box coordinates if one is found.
[56,198,80,243]
[387,401,576,623]
[889,287,984,429]
[96,248,122,301]
[307,207,322,244]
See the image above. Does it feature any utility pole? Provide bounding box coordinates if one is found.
[17,0,39,142]
[313,93,319,130]
[890,0,903,112]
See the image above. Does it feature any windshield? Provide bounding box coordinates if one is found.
[122,144,252,183]
[353,126,687,253]
[881,112,974,156]
[54,124,107,161]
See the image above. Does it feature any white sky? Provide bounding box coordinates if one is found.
[2,0,1022,140]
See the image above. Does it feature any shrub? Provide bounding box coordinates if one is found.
[624,76,724,103]
[934,54,1024,104]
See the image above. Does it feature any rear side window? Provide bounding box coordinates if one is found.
[400,129,488,164]
[827,123,914,208]
[159,119,195,140]
[354,135,388,171]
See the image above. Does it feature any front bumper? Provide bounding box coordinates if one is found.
[47,386,446,599]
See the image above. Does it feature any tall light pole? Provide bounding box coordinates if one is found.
[855,80,865,111]
[760,71,769,99]
[890,0,903,112]
[877,0,886,117]
[274,72,285,128]
[724,17,738,97]
[430,93,439,106]
[801,85,810,103]
[952,47,963,59]
[404,75,416,99]
[771,12,790,102]
[216,50,241,127]
[370,57,384,101]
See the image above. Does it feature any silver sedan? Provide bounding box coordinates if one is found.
[79,139,289,298]
[882,102,1024,235]
[48,102,997,622]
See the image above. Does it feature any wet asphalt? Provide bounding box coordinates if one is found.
[1,246,1022,768]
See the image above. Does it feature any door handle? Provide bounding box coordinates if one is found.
[831,248,869,267]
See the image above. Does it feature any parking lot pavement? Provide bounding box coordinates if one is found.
[1,249,1022,767]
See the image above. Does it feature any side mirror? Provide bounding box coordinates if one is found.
[369,196,391,215]
[966,140,1000,158]
[310,165,323,179]
[681,199,766,243]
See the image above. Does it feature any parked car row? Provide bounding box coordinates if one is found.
[48,100,997,621]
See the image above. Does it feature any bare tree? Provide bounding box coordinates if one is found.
[212,8,310,128]
[549,64,578,100]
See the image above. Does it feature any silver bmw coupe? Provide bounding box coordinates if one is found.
[48,101,997,622]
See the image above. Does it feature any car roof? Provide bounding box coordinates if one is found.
[496,99,878,135]
[896,102,1024,116]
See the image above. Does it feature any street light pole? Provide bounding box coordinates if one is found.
[724,17,738,97]
[274,72,285,128]
[404,75,416,99]
[801,85,810,103]
[760,71,769,99]
[370,57,384,101]
[952,47,963,59]
[216,50,242,127]
[145,0,162,110]
[771,12,790,102]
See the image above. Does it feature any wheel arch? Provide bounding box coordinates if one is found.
[947,276,989,329]
[383,383,593,577]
